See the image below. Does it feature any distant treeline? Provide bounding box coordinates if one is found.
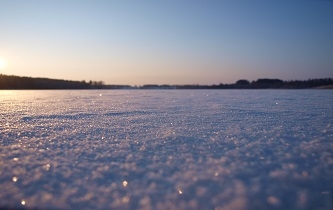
[138,78,333,89]
[173,78,333,89]
[0,74,104,89]
[0,74,332,89]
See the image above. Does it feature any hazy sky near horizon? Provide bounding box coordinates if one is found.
[0,0,332,85]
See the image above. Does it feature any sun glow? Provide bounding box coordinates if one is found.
[0,57,7,69]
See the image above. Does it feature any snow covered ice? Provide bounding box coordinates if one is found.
[0,90,332,210]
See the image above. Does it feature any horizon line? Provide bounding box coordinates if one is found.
[1,73,333,87]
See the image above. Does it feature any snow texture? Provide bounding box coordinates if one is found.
[0,90,333,210]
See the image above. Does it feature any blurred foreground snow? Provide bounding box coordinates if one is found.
[0,90,332,210]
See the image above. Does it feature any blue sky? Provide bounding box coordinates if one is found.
[0,0,332,85]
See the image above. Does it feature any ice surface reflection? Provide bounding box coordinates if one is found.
[0,90,332,210]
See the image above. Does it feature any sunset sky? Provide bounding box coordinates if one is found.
[0,0,332,85]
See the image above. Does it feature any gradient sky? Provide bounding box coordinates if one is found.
[0,0,332,85]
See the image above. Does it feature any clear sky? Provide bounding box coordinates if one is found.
[0,0,332,85]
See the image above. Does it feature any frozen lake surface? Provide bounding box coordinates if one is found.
[1,90,332,210]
